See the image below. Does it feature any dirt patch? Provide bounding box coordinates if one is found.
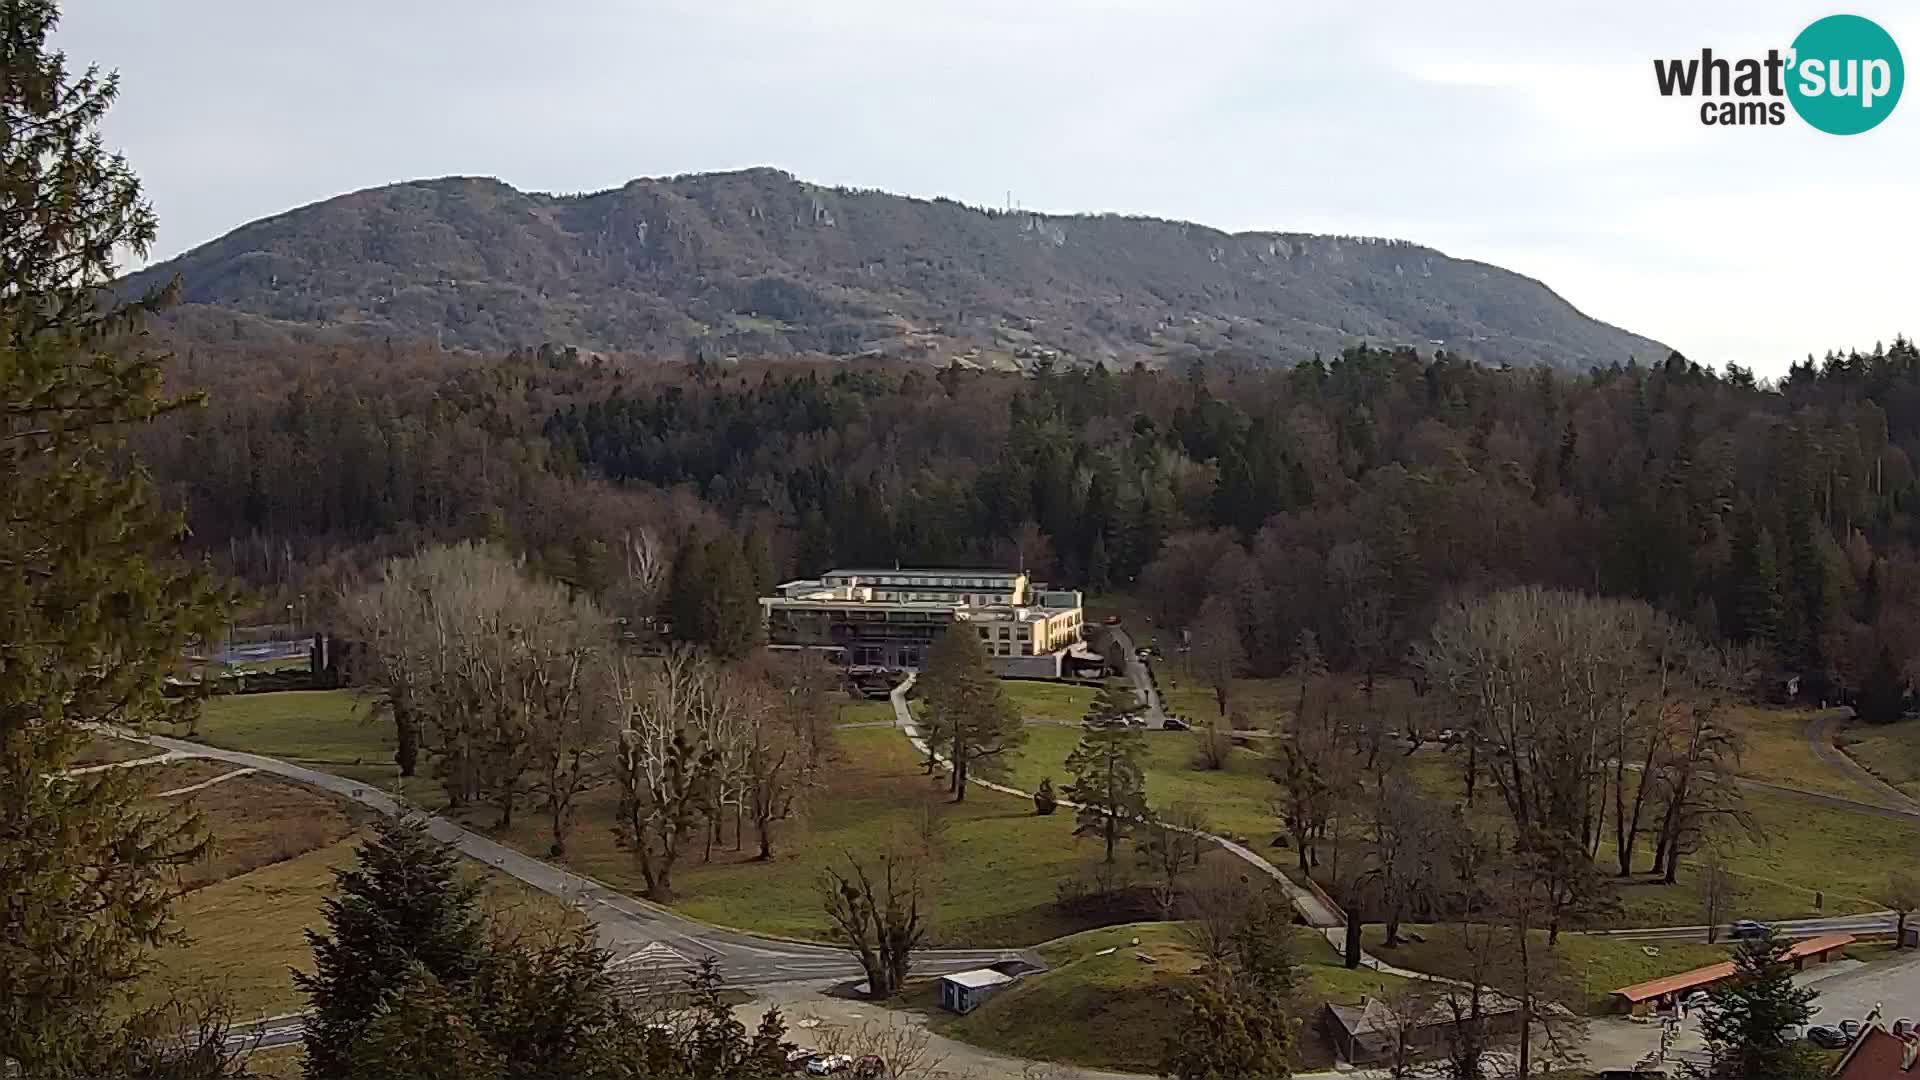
[135,759,246,794]
[72,733,160,765]
[174,774,368,891]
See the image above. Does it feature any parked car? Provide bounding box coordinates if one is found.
[1103,614,1121,625]
[1162,716,1191,731]
[1841,1019,1864,1040]
[1681,991,1710,1011]
[1729,919,1771,940]
[1895,1018,1914,1038]
[785,1049,816,1072]
[806,1054,853,1076]
[852,1056,886,1080]
[1807,1025,1849,1048]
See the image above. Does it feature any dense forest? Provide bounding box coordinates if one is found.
[143,334,1920,700]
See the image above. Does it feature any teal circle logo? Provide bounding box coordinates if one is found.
[1787,14,1904,134]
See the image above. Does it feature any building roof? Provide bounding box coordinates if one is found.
[1611,934,1855,1003]
[1835,1025,1920,1079]
[939,968,1016,990]
[1325,993,1521,1039]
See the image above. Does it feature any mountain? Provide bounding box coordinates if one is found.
[126,167,1668,369]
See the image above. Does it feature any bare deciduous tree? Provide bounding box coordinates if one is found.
[1886,869,1920,946]
[815,1013,948,1080]
[1181,861,1253,968]
[340,543,613,838]
[609,646,722,901]
[1188,596,1245,718]
[1702,848,1734,943]
[817,847,927,999]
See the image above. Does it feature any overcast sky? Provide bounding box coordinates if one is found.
[59,0,1917,375]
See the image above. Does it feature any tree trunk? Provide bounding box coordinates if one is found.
[395,706,418,778]
[1464,741,1478,807]
[1344,913,1362,970]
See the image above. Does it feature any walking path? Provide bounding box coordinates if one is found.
[1807,710,1920,813]
[885,676,1468,993]
[64,751,188,774]
[112,728,1034,988]
[151,766,258,798]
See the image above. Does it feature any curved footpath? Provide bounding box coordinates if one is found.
[885,677,1456,988]
[113,694,1915,1078]
[124,731,1034,989]
[1808,709,1920,814]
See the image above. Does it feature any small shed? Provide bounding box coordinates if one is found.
[938,968,1016,1014]
[1322,994,1524,1065]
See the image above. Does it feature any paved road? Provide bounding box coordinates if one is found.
[1104,626,1168,727]
[1591,911,1900,943]
[133,734,1035,989]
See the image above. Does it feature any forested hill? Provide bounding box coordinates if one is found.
[125,168,1666,370]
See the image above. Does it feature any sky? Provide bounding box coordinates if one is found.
[58,0,1918,376]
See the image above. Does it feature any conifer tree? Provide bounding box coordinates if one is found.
[296,816,487,1080]
[1700,928,1823,1080]
[1,2,226,1073]
[1064,683,1150,862]
[919,623,1024,801]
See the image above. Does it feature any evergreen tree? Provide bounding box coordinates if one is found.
[919,624,1024,802]
[1227,888,1302,1000]
[742,529,777,595]
[698,534,764,661]
[1725,513,1783,649]
[1858,644,1908,724]
[1,2,227,1072]
[296,816,486,1080]
[1160,970,1294,1080]
[1063,683,1150,862]
[350,969,501,1080]
[1087,531,1112,591]
[667,537,710,644]
[1700,928,1823,1080]
[667,531,763,659]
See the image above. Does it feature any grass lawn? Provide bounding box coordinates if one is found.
[187,690,384,766]
[1837,718,1920,800]
[1361,924,1728,1015]
[1001,680,1117,724]
[833,697,896,726]
[136,831,578,1019]
[171,692,1124,946]
[449,727,1124,947]
[919,921,1408,1073]
[1724,706,1900,807]
[998,724,1279,843]
[136,835,361,1016]
[1402,751,1905,926]
[180,690,443,803]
